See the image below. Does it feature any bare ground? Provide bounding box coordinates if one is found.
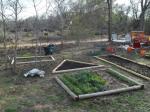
[0,43,150,112]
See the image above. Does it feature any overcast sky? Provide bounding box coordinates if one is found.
[115,0,130,5]
[19,0,52,19]
[18,0,129,19]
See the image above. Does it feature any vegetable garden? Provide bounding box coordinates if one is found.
[55,68,143,100]
[99,55,150,79]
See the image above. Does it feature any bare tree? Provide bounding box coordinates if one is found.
[130,0,140,20]
[0,0,7,68]
[53,0,68,48]
[140,0,150,30]
[130,0,150,30]
[107,0,112,42]
[113,4,131,33]
[54,0,66,32]
[32,0,41,65]
[8,0,23,72]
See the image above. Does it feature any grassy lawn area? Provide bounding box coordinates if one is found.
[0,69,149,112]
[0,46,149,112]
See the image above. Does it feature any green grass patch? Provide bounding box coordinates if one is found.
[106,69,136,86]
[145,51,150,58]
[60,71,107,95]
[5,108,17,112]
[47,94,65,102]
[87,50,103,56]
[18,52,33,57]
[87,48,106,56]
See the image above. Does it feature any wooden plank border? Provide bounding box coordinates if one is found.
[94,56,150,81]
[52,59,105,73]
[16,55,53,59]
[55,77,78,100]
[111,54,150,67]
[16,56,55,65]
[78,85,143,100]
[55,68,144,100]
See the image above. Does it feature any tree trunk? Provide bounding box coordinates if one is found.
[1,0,7,69]
[33,0,39,66]
[3,20,7,69]
[139,13,145,31]
[107,0,112,42]
[14,0,19,73]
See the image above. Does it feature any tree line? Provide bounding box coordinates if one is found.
[1,0,150,40]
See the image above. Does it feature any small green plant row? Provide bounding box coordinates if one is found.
[60,71,107,95]
[106,69,137,86]
[145,52,150,58]
[87,50,103,56]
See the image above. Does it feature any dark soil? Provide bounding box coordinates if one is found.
[56,60,97,71]
[101,55,150,78]
[97,71,128,89]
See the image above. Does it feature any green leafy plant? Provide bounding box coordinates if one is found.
[60,76,83,94]
[5,108,17,112]
[60,71,107,95]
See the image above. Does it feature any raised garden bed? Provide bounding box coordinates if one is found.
[55,69,144,100]
[15,55,55,64]
[95,55,150,80]
[52,59,105,73]
[8,55,55,73]
[145,52,150,58]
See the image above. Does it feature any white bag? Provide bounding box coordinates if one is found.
[24,68,45,77]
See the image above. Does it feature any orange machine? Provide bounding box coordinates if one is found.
[131,31,145,40]
[131,31,150,48]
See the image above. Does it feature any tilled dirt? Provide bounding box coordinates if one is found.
[101,55,150,78]
[56,60,97,71]
[95,70,129,90]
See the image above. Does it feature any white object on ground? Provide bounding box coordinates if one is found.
[112,33,131,43]
[118,45,130,50]
[112,33,118,40]
[125,33,131,42]
[24,69,45,77]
